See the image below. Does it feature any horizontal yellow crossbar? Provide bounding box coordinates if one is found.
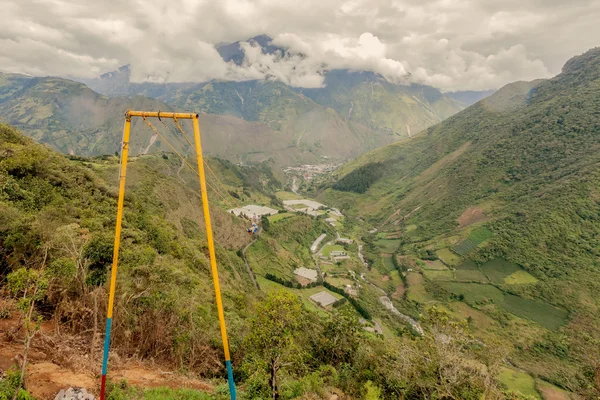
[126,111,198,119]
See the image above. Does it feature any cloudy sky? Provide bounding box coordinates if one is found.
[1,0,599,91]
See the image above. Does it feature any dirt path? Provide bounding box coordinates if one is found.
[142,133,158,155]
[176,157,186,182]
[0,309,213,399]
[241,237,259,289]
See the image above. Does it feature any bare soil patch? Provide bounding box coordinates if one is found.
[457,207,488,228]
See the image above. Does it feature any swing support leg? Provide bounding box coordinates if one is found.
[192,115,237,399]
[100,117,131,400]
[98,111,236,400]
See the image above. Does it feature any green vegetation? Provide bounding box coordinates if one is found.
[268,212,293,223]
[320,48,600,397]
[322,244,345,257]
[436,248,462,266]
[504,270,538,285]
[424,270,455,281]
[439,282,568,330]
[331,162,387,193]
[375,239,401,253]
[480,259,521,284]
[498,368,541,399]
[453,226,494,255]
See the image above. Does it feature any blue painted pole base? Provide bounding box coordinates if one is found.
[226,360,237,400]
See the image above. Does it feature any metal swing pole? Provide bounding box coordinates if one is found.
[100,115,131,400]
[98,110,237,400]
[192,114,237,399]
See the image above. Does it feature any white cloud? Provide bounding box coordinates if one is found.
[0,0,598,90]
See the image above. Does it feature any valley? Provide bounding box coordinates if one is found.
[0,30,599,400]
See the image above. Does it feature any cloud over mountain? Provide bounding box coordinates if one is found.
[1,0,598,91]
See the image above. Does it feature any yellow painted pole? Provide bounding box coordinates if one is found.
[192,116,237,399]
[100,116,131,400]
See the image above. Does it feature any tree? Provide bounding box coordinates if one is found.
[243,291,307,400]
[261,215,271,233]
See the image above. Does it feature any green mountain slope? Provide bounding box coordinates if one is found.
[0,73,323,167]
[1,123,519,399]
[321,48,600,394]
[300,70,465,138]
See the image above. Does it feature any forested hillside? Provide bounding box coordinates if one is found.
[1,123,530,399]
[321,48,600,397]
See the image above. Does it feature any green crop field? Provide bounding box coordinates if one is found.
[436,248,462,266]
[275,191,304,200]
[383,254,396,271]
[440,282,505,304]
[423,260,448,270]
[452,227,494,255]
[502,294,568,331]
[375,239,401,253]
[455,269,489,282]
[498,368,541,399]
[326,276,355,288]
[424,270,455,281]
[440,282,568,330]
[480,258,521,284]
[456,260,479,270]
[269,212,294,223]
[407,272,435,303]
[322,244,345,257]
[504,270,538,285]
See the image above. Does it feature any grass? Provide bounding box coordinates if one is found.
[424,270,455,281]
[498,367,542,399]
[326,276,355,288]
[440,282,504,304]
[436,248,462,266]
[455,269,489,282]
[502,294,568,331]
[255,276,343,314]
[440,282,568,330]
[504,270,538,285]
[480,258,521,284]
[275,191,303,200]
[452,226,494,256]
[406,272,435,303]
[375,239,401,253]
[322,244,345,257]
[268,212,294,223]
[422,260,448,270]
[382,254,395,271]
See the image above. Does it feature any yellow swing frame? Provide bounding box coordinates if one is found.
[99,111,236,399]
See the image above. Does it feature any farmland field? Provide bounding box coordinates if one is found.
[502,294,568,330]
[440,282,504,304]
[326,276,355,288]
[498,367,541,399]
[456,260,479,270]
[436,248,462,266]
[480,258,521,284]
[440,282,568,330]
[423,260,448,270]
[322,244,345,256]
[269,212,294,223]
[504,270,538,285]
[375,239,401,253]
[453,226,494,255]
[382,254,396,271]
[275,191,303,200]
[424,270,455,281]
[455,269,489,282]
[407,272,435,303]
